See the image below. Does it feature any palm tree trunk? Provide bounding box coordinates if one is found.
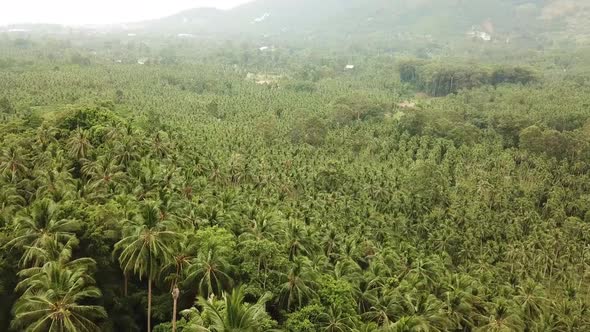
[172,286,180,332]
[124,272,128,297]
[148,277,152,332]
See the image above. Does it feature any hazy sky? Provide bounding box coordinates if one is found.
[0,0,254,25]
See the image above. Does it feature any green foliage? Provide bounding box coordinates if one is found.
[1,32,590,332]
[399,59,539,96]
[0,97,14,114]
[285,304,325,332]
[290,116,327,146]
[50,102,123,131]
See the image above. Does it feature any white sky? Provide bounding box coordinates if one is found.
[0,0,254,25]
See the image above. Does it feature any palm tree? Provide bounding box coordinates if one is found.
[363,293,397,327]
[443,274,482,330]
[318,305,355,332]
[82,156,127,196]
[284,221,311,261]
[67,128,93,160]
[34,168,77,202]
[477,300,524,332]
[150,131,171,158]
[172,285,180,332]
[0,145,29,181]
[278,256,317,311]
[514,279,548,323]
[0,184,25,226]
[12,289,106,332]
[15,238,95,293]
[186,249,234,298]
[35,125,58,151]
[353,278,379,315]
[385,316,430,332]
[7,199,79,267]
[11,252,106,332]
[113,201,183,332]
[161,238,194,332]
[391,288,450,331]
[113,136,141,170]
[198,285,273,332]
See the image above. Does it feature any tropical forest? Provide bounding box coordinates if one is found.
[1,0,590,331]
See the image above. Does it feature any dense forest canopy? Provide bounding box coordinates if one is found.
[1,0,590,331]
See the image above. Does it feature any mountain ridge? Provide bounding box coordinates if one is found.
[128,0,588,43]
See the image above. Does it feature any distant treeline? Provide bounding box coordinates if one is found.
[399,59,539,96]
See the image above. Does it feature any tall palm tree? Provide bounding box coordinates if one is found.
[391,288,450,332]
[67,128,93,161]
[114,201,183,332]
[0,145,29,181]
[278,256,317,311]
[186,249,234,298]
[12,289,106,332]
[514,279,548,323]
[198,285,273,332]
[161,238,194,332]
[113,136,141,170]
[34,125,58,151]
[477,300,525,332]
[11,253,106,332]
[363,293,397,327]
[34,168,77,202]
[385,316,430,332]
[284,221,311,261]
[0,184,25,226]
[442,274,482,330]
[7,199,79,267]
[318,305,355,332]
[15,238,95,296]
[82,156,127,196]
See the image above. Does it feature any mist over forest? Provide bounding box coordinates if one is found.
[1,1,590,331]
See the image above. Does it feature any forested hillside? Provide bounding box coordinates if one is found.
[1,2,590,331]
[133,0,590,43]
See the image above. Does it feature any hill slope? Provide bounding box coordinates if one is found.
[135,0,589,43]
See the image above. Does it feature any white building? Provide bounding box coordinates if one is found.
[253,13,271,23]
[467,28,492,42]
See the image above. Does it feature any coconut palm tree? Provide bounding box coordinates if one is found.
[198,285,273,332]
[363,292,397,327]
[34,168,77,202]
[0,145,29,181]
[391,288,450,331]
[114,201,183,332]
[0,184,25,226]
[284,221,311,261]
[161,238,194,332]
[186,248,234,298]
[477,300,524,332]
[15,238,95,296]
[318,305,355,332]
[12,288,106,332]
[67,128,93,161]
[7,199,80,267]
[11,252,106,332]
[82,156,127,197]
[514,279,548,323]
[278,256,317,311]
